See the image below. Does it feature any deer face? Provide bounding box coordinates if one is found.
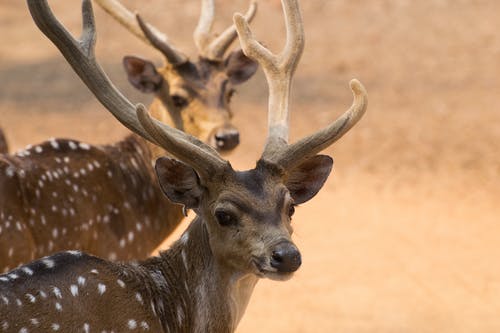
[123,50,257,152]
[155,155,333,281]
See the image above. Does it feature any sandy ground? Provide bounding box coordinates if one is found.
[1,0,500,332]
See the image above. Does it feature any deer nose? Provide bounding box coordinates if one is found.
[270,242,302,273]
[214,128,240,151]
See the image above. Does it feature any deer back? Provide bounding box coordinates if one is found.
[0,135,183,273]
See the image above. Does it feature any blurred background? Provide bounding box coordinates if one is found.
[1,0,500,332]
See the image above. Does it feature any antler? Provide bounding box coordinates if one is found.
[93,0,187,66]
[194,0,257,61]
[27,0,227,177]
[234,0,368,170]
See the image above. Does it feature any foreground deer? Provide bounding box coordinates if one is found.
[0,0,257,273]
[0,0,367,331]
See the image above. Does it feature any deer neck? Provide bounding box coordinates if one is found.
[139,218,258,333]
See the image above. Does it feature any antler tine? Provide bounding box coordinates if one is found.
[195,0,257,61]
[274,80,367,170]
[94,0,187,66]
[27,0,226,177]
[235,0,368,170]
[234,0,305,156]
[193,0,215,54]
[206,1,258,61]
[136,14,187,66]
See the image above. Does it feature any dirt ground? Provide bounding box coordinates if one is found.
[1,0,500,332]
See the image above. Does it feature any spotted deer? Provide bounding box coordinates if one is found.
[0,0,258,273]
[0,0,367,331]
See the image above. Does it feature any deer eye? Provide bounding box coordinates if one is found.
[288,204,296,218]
[215,210,238,227]
[171,94,189,109]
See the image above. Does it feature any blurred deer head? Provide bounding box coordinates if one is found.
[96,0,259,152]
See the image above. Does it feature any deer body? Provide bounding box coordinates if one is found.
[0,135,183,272]
[0,217,260,332]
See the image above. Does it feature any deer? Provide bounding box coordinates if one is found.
[0,0,258,273]
[0,0,367,331]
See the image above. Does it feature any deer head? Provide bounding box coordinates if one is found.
[15,0,367,330]
[95,0,259,152]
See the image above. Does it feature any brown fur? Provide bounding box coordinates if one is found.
[0,135,183,273]
[0,157,332,332]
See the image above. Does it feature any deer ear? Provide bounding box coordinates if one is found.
[123,56,163,93]
[224,49,258,85]
[155,157,203,209]
[285,155,333,205]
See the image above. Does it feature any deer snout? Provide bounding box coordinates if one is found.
[270,241,302,273]
[213,127,240,151]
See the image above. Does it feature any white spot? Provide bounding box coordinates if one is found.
[43,258,55,269]
[50,138,59,149]
[90,269,99,275]
[1,321,9,330]
[51,323,60,331]
[79,142,90,150]
[140,321,150,330]
[5,167,15,178]
[68,141,77,150]
[97,283,106,295]
[83,323,90,333]
[40,291,47,299]
[22,267,33,276]
[30,318,39,326]
[117,279,125,288]
[135,293,143,304]
[77,276,86,287]
[127,319,137,329]
[8,273,18,280]
[25,293,36,303]
[19,327,28,333]
[34,146,43,153]
[52,287,62,299]
[119,239,126,248]
[52,228,58,238]
[1,295,8,305]
[0,277,8,282]
[55,302,62,311]
[70,284,78,297]
[16,298,22,307]
[66,250,81,256]
[128,231,134,242]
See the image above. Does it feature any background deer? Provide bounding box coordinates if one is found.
[0,0,258,273]
[0,0,366,331]
[95,0,259,155]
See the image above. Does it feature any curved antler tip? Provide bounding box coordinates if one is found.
[233,12,245,24]
[349,79,367,96]
[135,103,149,116]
